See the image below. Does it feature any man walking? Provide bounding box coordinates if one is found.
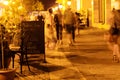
[63,7,75,45]
[54,8,63,45]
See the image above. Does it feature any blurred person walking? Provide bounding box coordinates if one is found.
[63,7,75,45]
[54,8,63,45]
[44,8,56,49]
[74,12,81,35]
[107,8,120,62]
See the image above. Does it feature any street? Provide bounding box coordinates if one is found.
[14,27,120,80]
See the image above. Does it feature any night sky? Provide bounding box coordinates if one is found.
[39,0,56,10]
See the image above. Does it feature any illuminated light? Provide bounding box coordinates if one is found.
[3,1,9,5]
[113,1,119,9]
[91,0,94,5]
[91,0,94,27]
[111,0,115,9]
[67,1,71,6]
[52,7,59,12]
[58,4,63,9]
[77,0,80,11]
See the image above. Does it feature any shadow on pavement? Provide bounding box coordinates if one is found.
[30,63,65,72]
[65,52,120,65]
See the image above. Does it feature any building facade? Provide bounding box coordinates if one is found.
[59,0,120,29]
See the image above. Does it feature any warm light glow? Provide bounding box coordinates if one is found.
[77,0,80,11]
[52,8,55,12]
[112,1,119,9]
[55,7,58,11]
[0,7,3,16]
[91,0,94,26]
[3,1,9,5]
[91,0,94,5]
[67,1,71,6]
[58,4,63,9]
[111,0,115,9]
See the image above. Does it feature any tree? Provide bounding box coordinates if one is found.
[0,0,44,29]
[32,0,44,11]
[23,0,44,12]
[0,0,27,29]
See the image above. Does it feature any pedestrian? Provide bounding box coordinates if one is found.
[74,12,81,35]
[54,8,63,45]
[44,8,56,49]
[107,8,120,62]
[63,7,76,45]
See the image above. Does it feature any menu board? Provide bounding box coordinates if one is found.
[21,21,45,54]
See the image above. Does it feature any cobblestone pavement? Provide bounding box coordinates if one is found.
[12,27,120,80]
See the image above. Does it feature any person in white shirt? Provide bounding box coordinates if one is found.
[44,8,56,49]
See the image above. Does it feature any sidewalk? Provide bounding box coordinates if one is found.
[12,27,120,80]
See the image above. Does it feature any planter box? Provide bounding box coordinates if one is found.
[0,68,16,80]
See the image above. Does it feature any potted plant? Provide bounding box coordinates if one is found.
[0,24,16,80]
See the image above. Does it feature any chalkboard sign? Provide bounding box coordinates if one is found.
[21,21,45,54]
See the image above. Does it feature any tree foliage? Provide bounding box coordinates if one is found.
[32,0,44,11]
[0,0,27,29]
[0,0,44,29]
[23,0,44,11]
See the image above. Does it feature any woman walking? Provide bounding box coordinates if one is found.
[108,9,120,62]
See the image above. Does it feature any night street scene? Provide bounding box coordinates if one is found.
[0,0,120,80]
